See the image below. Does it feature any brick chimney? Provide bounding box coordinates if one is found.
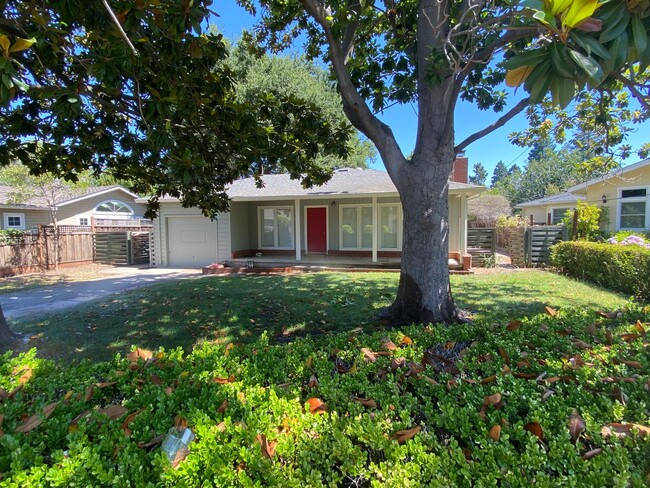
[451,155,468,184]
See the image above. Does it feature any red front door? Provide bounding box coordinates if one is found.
[307,207,327,253]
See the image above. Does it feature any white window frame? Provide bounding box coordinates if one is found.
[378,203,403,251]
[339,204,373,250]
[4,212,25,230]
[93,200,134,219]
[258,206,294,250]
[618,186,649,230]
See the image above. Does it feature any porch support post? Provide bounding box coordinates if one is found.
[372,196,378,263]
[460,194,468,255]
[294,199,301,261]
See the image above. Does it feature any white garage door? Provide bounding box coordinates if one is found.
[167,217,218,267]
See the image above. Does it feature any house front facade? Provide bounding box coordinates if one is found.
[0,185,147,230]
[143,167,484,269]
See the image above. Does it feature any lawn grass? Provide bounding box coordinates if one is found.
[14,270,630,362]
[0,274,67,295]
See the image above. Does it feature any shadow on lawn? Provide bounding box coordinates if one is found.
[16,272,627,362]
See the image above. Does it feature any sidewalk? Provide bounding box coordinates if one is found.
[2,267,202,320]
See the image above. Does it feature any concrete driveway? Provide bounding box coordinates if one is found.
[2,266,202,321]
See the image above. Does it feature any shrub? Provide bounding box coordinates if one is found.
[1,306,649,486]
[561,201,602,241]
[607,232,650,248]
[0,229,29,244]
[551,240,650,300]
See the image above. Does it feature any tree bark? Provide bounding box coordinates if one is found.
[0,303,20,349]
[380,141,463,324]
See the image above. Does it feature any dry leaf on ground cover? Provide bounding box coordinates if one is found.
[392,426,422,444]
[567,412,586,443]
[306,398,328,414]
[15,402,59,433]
[256,433,278,460]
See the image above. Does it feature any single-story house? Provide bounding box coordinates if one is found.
[140,164,484,270]
[0,185,147,230]
[516,192,580,225]
[516,157,650,232]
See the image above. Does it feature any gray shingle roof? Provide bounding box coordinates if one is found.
[0,185,132,208]
[516,192,580,208]
[227,168,483,200]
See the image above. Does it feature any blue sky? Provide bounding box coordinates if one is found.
[212,1,649,179]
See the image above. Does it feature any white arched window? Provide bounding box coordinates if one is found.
[94,200,134,220]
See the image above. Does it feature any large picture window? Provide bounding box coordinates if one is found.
[340,205,373,249]
[619,187,648,229]
[379,204,401,249]
[259,207,294,248]
[551,208,570,225]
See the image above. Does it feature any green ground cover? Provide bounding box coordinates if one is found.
[14,271,630,362]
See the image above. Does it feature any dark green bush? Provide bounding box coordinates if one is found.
[1,306,649,486]
[551,241,650,300]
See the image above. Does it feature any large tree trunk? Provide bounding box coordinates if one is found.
[382,138,463,325]
[0,303,20,349]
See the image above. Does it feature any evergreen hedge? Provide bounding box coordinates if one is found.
[550,241,650,300]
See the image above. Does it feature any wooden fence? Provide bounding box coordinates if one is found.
[0,226,151,275]
[503,226,568,267]
[467,228,496,267]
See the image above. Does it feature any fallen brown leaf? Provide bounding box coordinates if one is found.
[307,374,319,388]
[541,389,555,401]
[305,355,313,368]
[13,366,33,385]
[127,348,153,362]
[390,357,406,371]
[582,448,603,460]
[568,413,586,443]
[498,347,510,364]
[620,360,642,369]
[15,401,59,433]
[306,398,328,415]
[216,399,228,413]
[544,306,558,317]
[381,338,398,351]
[99,405,128,420]
[488,424,501,441]
[401,335,413,346]
[484,393,501,407]
[634,320,646,335]
[601,422,650,438]
[423,376,439,386]
[506,320,521,331]
[224,343,234,356]
[620,333,641,343]
[137,434,164,449]
[392,425,422,444]
[121,409,145,436]
[605,329,613,345]
[213,375,235,384]
[256,433,277,460]
[360,348,377,363]
[480,375,497,384]
[352,397,377,408]
[596,311,617,319]
[524,422,544,440]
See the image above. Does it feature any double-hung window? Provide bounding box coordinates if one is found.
[379,204,402,250]
[340,205,373,249]
[619,188,648,229]
[551,208,569,225]
[259,207,294,248]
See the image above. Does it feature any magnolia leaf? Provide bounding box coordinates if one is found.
[360,348,377,362]
[596,310,617,319]
[127,348,153,362]
[601,422,650,438]
[505,65,534,87]
[9,38,37,53]
[568,412,586,443]
[498,347,511,364]
[506,320,522,331]
[575,17,602,32]
[620,333,641,342]
[390,357,406,371]
[256,433,278,460]
[13,365,33,385]
[84,385,95,402]
[352,397,377,408]
[571,338,592,349]
[481,375,497,384]
[121,409,145,436]
[605,329,613,345]
[582,448,603,460]
[569,50,603,83]
[96,381,117,388]
[392,425,422,444]
[216,399,228,413]
[550,0,574,15]
[213,375,235,384]
[224,343,234,356]
[138,434,164,449]
[0,35,9,55]
[634,320,646,335]
[542,388,555,401]
[524,422,544,440]
[401,335,413,346]
[381,338,398,351]
[489,424,501,441]
[544,306,558,317]
[307,374,319,388]
[423,375,439,386]
[563,0,601,29]
[99,405,128,420]
[620,360,642,369]
[306,398,328,414]
[15,402,59,433]
[484,393,502,407]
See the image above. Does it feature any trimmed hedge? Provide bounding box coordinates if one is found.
[551,241,650,300]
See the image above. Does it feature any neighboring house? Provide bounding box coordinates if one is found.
[516,158,650,232]
[0,185,147,230]
[516,192,580,225]
[140,161,484,270]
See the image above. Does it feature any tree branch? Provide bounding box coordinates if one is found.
[298,0,406,178]
[454,96,530,154]
[613,73,650,111]
[341,0,361,64]
[101,0,139,56]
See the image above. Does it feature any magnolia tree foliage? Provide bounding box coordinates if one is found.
[242,0,650,323]
[0,0,353,218]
